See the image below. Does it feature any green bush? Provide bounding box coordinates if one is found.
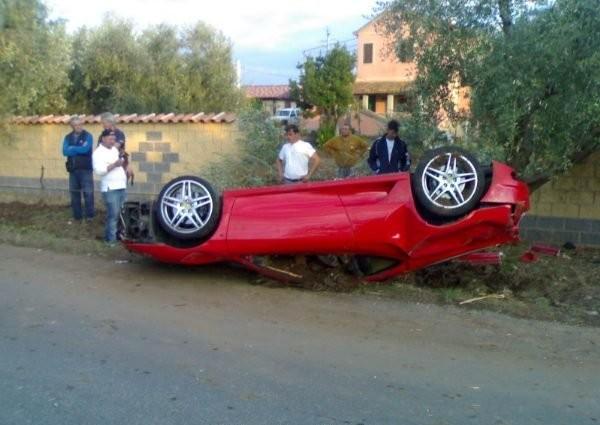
[201,105,283,189]
[315,122,336,148]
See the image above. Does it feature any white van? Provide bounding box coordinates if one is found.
[271,108,301,125]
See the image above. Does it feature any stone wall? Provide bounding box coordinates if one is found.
[0,120,239,203]
[520,151,600,247]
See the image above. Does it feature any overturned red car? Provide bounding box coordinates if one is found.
[121,146,529,281]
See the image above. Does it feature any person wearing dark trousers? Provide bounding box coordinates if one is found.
[367,119,411,174]
[62,116,95,221]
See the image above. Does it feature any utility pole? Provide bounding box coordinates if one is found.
[322,27,331,53]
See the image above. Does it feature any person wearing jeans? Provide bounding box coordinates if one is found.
[93,130,127,244]
[62,116,94,221]
[101,188,126,243]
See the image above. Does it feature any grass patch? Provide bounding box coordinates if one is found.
[1,201,599,326]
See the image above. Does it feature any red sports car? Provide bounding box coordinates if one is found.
[121,146,529,281]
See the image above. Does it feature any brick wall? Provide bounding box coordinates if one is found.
[0,121,240,203]
[521,151,600,247]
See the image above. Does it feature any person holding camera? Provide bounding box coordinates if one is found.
[93,130,128,245]
[62,116,95,222]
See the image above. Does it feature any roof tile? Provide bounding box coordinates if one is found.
[244,85,292,100]
[9,112,236,125]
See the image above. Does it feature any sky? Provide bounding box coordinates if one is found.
[45,0,380,85]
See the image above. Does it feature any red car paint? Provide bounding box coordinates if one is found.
[124,161,529,281]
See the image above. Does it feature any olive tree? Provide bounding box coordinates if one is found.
[0,0,71,116]
[290,44,355,129]
[379,0,600,185]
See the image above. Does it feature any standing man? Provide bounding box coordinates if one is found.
[99,111,133,183]
[62,116,95,222]
[98,112,126,148]
[93,131,127,245]
[276,124,321,184]
[367,119,411,174]
[323,124,369,178]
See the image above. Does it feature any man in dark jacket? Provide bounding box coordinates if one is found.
[367,119,411,174]
[62,116,94,221]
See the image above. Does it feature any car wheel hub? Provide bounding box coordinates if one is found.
[421,152,478,210]
[160,180,214,234]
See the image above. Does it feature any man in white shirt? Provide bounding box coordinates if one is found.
[93,130,127,244]
[276,124,321,184]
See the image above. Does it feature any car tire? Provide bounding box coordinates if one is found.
[155,176,221,240]
[413,146,486,218]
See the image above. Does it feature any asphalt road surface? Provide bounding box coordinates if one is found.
[1,244,599,425]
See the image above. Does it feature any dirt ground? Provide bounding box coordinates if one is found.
[1,201,599,326]
[3,243,599,424]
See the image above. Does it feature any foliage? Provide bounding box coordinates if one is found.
[396,109,454,162]
[290,44,355,126]
[379,0,600,183]
[178,22,243,113]
[1,6,242,118]
[137,24,184,113]
[73,15,149,114]
[69,18,242,114]
[201,104,283,189]
[0,0,71,117]
[314,121,336,148]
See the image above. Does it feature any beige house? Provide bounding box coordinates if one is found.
[353,18,417,115]
[353,17,470,118]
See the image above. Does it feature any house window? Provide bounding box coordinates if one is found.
[363,43,373,64]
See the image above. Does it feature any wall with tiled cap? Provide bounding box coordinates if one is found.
[0,113,239,203]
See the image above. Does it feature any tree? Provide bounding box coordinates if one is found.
[140,24,184,113]
[69,19,241,114]
[290,44,355,128]
[179,22,242,113]
[66,27,91,113]
[379,0,600,185]
[74,15,149,114]
[0,0,71,117]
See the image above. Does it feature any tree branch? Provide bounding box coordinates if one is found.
[497,0,513,36]
[507,84,558,171]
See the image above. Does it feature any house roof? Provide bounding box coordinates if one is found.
[354,13,383,36]
[9,112,236,125]
[353,81,414,95]
[244,85,292,100]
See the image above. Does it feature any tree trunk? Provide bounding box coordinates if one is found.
[497,0,513,36]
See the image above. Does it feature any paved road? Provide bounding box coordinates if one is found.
[1,244,599,424]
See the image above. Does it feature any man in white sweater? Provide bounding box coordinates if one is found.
[93,130,127,244]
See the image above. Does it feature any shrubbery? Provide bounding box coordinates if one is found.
[201,105,283,189]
